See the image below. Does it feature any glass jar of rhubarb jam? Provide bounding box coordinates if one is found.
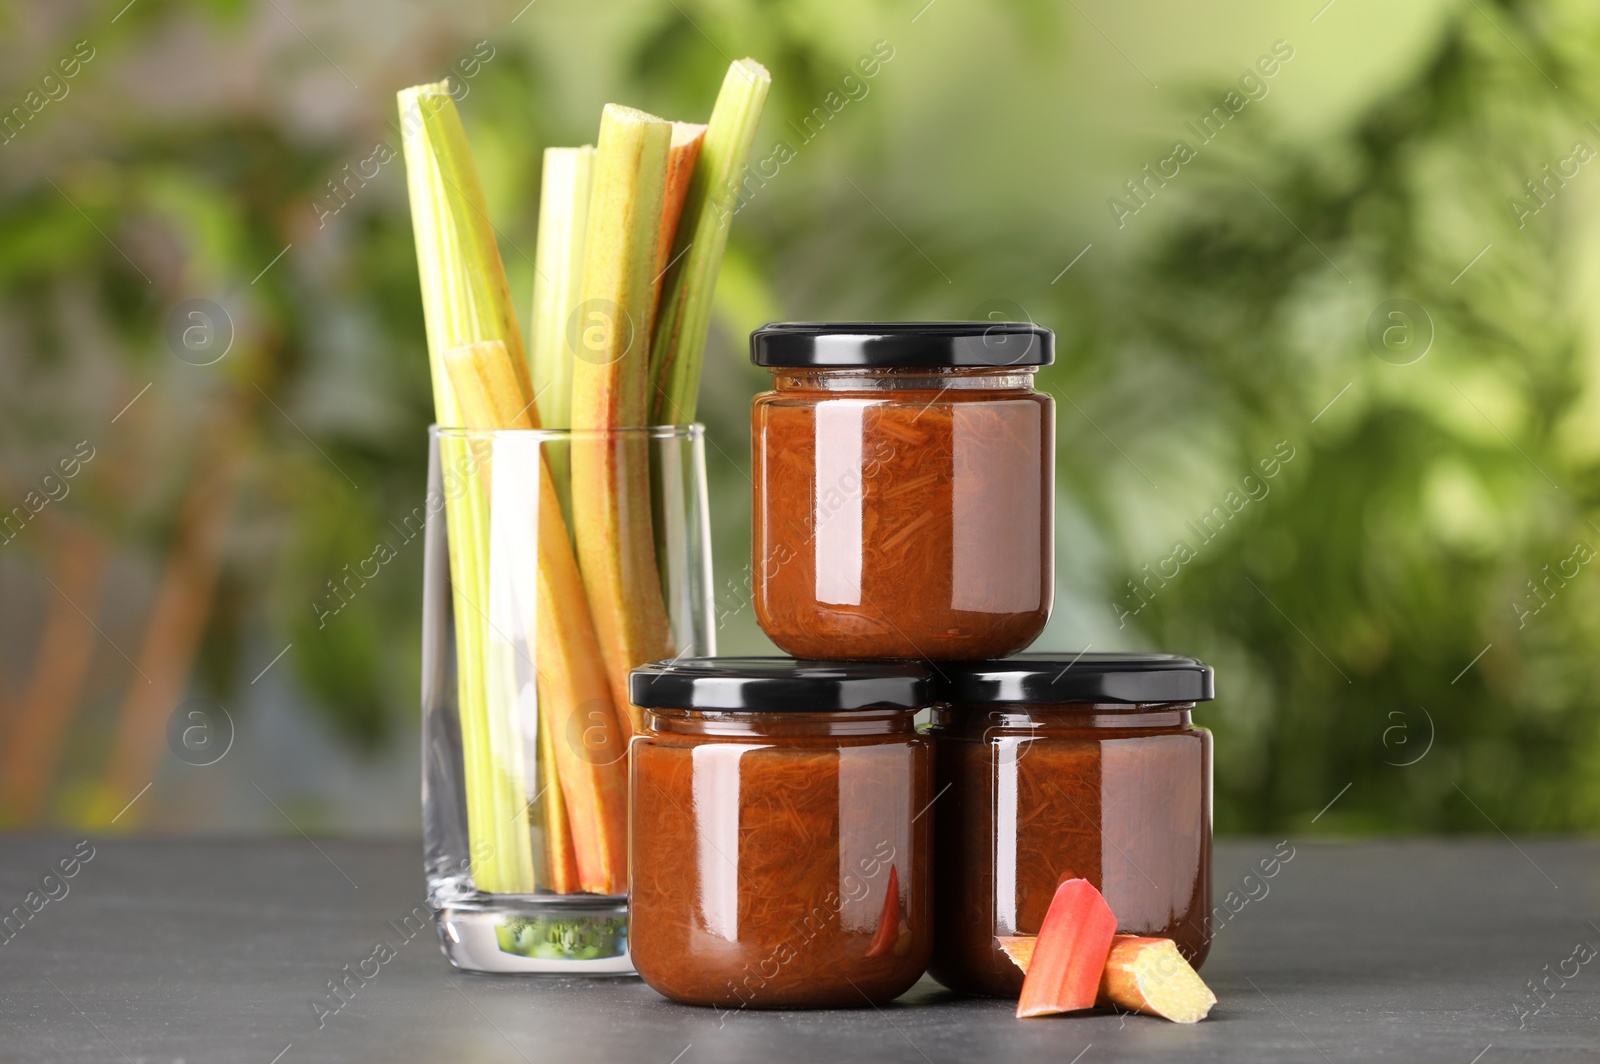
[750,322,1055,661]
[926,653,1214,997]
[628,658,933,1009]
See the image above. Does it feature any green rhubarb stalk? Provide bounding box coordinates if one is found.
[530,146,595,431]
[569,104,675,734]
[649,58,770,424]
[399,80,535,895]
[529,147,594,522]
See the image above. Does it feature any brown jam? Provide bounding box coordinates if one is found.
[628,660,933,1009]
[749,323,1055,662]
[928,701,1212,997]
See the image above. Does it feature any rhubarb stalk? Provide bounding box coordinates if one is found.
[535,700,580,893]
[649,59,770,424]
[569,104,675,735]
[400,81,533,894]
[399,83,532,427]
[443,339,630,895]
[653,122,706,313]
[530,146,594,432]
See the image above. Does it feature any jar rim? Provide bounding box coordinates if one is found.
[933,652,1214,706]
[751,321,1053,369]
[931,702,1197,716]
[630,656,930,712]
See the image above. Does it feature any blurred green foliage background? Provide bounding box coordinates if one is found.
[3,0,1598,835]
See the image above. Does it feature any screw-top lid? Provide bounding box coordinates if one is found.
[629,657,931,712]
[751,322,1054,368]
[934,653,1213,705]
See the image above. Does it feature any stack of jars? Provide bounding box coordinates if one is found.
[627,323,1215,1007]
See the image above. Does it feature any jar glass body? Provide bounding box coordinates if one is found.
[927,704,1211,997]
[631,707,933,1007]
[752,367,1054,660]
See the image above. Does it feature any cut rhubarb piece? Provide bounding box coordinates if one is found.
[997,934,1036,973]
[1097,935,1216,1023]
[1001,932,1217,1024]
[863,864,901,959]
[1015,879,1117,1018]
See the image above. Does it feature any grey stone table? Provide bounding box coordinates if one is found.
[1,836,1595,1063]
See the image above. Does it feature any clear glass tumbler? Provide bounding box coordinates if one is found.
[422,425,714,974]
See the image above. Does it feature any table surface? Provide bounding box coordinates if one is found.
[0,836,1595,1063]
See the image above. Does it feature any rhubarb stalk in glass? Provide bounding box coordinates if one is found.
[569,104,676,736]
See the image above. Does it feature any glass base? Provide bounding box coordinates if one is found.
[433,892,636,975]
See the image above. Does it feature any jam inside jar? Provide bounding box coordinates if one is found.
[750,322,1055,661]
[628,658,933,1008]
[926,654,1214,997]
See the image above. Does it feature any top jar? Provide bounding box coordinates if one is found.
[750,322,1056,661]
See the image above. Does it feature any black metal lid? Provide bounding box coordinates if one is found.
[934,653,1214,705]
[751,322,1054,368]
[629,657,931,712]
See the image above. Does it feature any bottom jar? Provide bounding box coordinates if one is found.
[629,658,933,1008]
[927,654,1214,998]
